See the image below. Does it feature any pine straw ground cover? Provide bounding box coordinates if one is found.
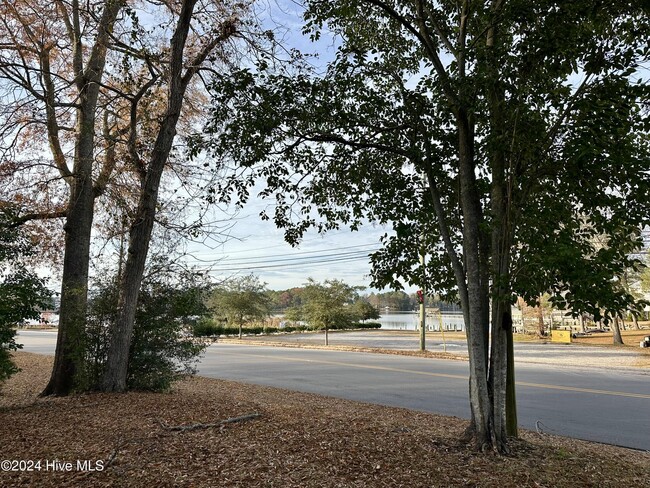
[1,353,648,488]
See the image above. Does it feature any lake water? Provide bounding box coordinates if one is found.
[378,311,465,331]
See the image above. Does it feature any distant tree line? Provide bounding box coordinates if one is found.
[198,276,383,344]
[266,287,460,313]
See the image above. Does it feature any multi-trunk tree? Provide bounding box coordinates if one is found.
[196,1,650,452]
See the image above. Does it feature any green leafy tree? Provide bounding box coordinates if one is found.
[283,306,304,324]
[299,279,361,345]
[198,1,650,451]
[209,275,271,339]
[353,300,381,323]
[367,291,414,311]
[0,207,53,383]
[640,256,650,297]
[267,288,304,311]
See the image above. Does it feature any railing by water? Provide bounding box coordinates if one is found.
[378,311,465,331]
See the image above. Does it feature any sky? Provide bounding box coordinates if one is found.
[181,191,399,292]
[175,2,405,293]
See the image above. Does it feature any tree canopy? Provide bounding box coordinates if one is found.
[292,279,361,344]
[353,300,381,322]
[209,275,272,338]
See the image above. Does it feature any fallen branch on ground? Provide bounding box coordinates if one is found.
[158,412,261,432]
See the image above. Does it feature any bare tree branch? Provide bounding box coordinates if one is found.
[3,209,67,228]
[40,44,73,179]
[158,412,261,432]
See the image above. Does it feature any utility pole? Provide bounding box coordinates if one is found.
[418,172,427,352]
[419,248,426,352]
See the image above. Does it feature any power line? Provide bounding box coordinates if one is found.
[184,244,381,265]
[189,229,383,257]
[201,252,377,273]
[185,242,381,261]
[188,249,379,267]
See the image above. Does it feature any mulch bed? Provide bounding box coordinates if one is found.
[1,352,648,487]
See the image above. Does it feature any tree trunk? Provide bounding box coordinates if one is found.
[485,29,517,443]
[488,194,516,445]
[42,169,94,395]
[612,317,624,345]
[101,118,184,391]
[43,0,126,395]
[100,0,238,392]
[632,313,640,330]
[325,326,329,346]
[101,0,219,392]
[456,110,495,451]
[505,316,517,437]
[101,191,157,391]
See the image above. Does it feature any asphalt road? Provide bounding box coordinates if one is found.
[234,330,648,369]
[16,330,650,451]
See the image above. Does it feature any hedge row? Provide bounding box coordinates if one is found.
[192,320,381,337]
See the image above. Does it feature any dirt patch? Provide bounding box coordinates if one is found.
[1,352,648,487]
[573,330,650,347]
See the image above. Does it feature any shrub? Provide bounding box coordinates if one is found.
[193,318,224,337]
[192,319,379,337]
[1,270,52,382]
[0,208,53,385]
[356,322,382,329]
[83,272,209,392]
[0,326,21,382]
